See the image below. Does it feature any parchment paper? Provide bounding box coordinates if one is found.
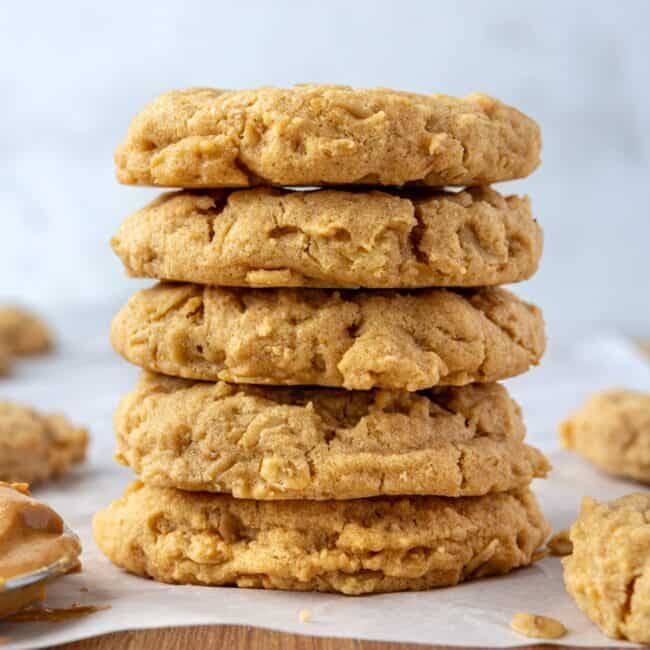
[1,314,649,648]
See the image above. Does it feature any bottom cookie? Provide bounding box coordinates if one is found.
[94,482,550,595]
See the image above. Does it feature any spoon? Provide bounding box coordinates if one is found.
[0,526,81,619]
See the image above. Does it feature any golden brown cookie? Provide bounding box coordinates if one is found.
[0,342,12,377]
[115,86,541,188]
[111,283,545,391]
[94,482,550,595]
[0,307,52,355]
[0,401,88,484]
[563,494,650,643]
[112,186,543,289]
[115,371,550,499]
[560,389,650,483]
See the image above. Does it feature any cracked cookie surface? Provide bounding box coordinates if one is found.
[111,284,545,390]
[0,401,88,484]
[563,494,650,643]
[0,307,52,355]
[560,389,650,483]
[94,482,550,595]
[115,85,541,188]
[112,186,542,289]
[115,371,549,499]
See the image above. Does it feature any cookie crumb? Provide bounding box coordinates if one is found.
[511,612,566,639]
[548,529,573,556]
[298,609,312,623]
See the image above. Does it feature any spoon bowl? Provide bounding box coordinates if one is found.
[0,526,80,619]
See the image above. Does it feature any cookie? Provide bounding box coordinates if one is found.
[560,389,650,483]
[563,494,650,643]
[0,306,52,355]
[112,186,542,289]
[94,482,549,595]
[0,342,12,377]
[115,85,541,188]
[111,283,545,391]
[115,371,550,499]
[0,401,88,484]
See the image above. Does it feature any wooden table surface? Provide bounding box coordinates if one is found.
[57,625,609,649]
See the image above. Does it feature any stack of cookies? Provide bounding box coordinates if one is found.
[94,85,551,595]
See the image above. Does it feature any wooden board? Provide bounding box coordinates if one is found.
[55,625,615,649]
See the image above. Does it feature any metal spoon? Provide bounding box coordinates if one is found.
[0,526,81,619]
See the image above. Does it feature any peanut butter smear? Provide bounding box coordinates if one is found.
[0,483,81,618]
[4,603,110,623]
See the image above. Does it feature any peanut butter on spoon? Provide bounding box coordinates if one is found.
[0,483,81,618]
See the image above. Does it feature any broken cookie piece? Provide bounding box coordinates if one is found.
[560,389,650,483]
[0,401,88,484]
[563,493,650,643]
[0,306,52,356]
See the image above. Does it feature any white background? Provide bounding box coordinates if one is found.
[1,0,649,331]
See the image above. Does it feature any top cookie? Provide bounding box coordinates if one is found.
[115,85,541,188]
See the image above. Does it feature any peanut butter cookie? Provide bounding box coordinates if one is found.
[111,283,545,391]
[563,494,650,643]
[115,85,541,188]
[0,342,12,377]
[0,401,88,484]
[94,482,550,595]
[115,371,550,499]
[560,389,650,483]
[0,307,52,355]
[112,186,542,289]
